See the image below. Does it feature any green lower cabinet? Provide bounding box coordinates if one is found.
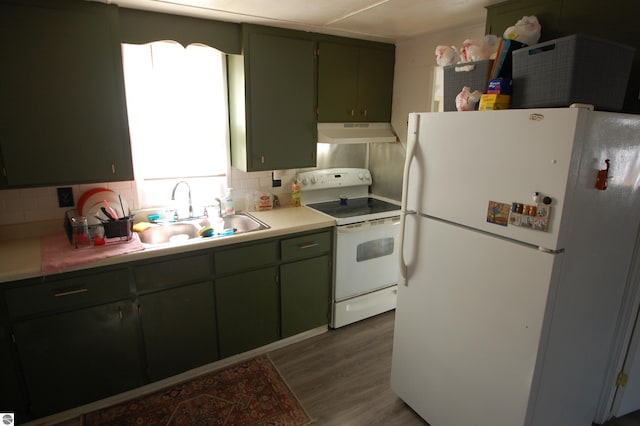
[139,281,219,382]
[1,325,26,420]
[280,255,331,338]
[12,301,143,418]
[215,267,279,358]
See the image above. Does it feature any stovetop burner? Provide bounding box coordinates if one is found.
[307,197,400,218]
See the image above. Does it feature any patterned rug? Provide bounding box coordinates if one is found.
[83,355,313,425]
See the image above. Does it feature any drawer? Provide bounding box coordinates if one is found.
[5,269,131,318]
[134,253,213,292]
[215,241,278,275]
[281,230,332,262]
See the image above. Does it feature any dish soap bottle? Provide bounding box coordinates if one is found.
[291,182,301,207]
[224,188,235,215]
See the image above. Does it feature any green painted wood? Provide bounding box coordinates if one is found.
[485,0,563,42]
[215,267,279,358]
[318,42,360,122]
[139,281,218,382]
[356,47,395,122]
[118,8,241,53]
[280,230,331,262]
[134,253,212,292]
[0,324,27,420]
[229,25,317,171]
[318,41,395,122]
[280,255,331,338]
[12,300,143,418]
[214,240,277,275]
[5,269,130,318]
[0,0,133,188]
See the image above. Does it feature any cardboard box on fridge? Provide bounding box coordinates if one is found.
[479,94,511,110]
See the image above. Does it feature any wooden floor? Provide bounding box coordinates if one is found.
[269,310,427,426]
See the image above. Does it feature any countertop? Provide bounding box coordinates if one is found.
[0,207,335,283]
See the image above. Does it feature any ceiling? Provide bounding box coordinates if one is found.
[98,0,504,42]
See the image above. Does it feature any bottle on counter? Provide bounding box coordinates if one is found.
[224,188,235,215]
[291,182,301,207]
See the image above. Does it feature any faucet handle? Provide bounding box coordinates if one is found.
[203,205,216,218]
[165,209,178,221]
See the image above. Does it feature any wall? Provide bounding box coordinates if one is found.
[391,23,485,144]
[368,22,485,201]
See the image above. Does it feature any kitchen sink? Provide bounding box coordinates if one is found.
[137,213,269,245]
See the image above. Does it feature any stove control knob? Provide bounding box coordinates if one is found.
[310,176,317,184]
[358,172,364,180]
[300,177,308,185]
[364,172,371,181]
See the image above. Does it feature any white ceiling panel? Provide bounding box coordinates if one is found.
[99,0,504,42]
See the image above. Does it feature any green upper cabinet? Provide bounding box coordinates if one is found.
[228,25,317,172]
[485,0,563,42]
[317,41,395,122]
[0,0,133,188]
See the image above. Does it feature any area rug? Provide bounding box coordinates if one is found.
[83,355,313,426]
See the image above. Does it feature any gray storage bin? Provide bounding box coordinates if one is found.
[512,34,634,111]
[443,59,492,111]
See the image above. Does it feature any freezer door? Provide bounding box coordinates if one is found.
[391,216,558,426]
[406,109,581,251]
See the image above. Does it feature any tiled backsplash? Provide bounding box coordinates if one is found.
[0,168,299,227]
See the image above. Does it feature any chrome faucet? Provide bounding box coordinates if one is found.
[171,181,193,220]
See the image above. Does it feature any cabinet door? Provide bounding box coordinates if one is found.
[485,0,563,41]
[357,47,395,122]
[0,1,133,188]
[317,42,359,122]
[1,325,27,420]
[13,301,143,418]
[215,267,279,358]
[281,255,331,338]
[139,281,218,383]
[318,42,395,122]
[230,28,317,172]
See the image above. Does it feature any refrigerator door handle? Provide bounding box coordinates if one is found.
[399,113,420,285]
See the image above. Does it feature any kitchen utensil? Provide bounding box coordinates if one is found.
[103,200,119,220]
[100,207,116,221]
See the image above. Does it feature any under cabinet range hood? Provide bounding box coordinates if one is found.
[317,122,397,144]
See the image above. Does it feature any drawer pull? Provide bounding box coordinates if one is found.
[298,242,319,250]
[53,288,89,297]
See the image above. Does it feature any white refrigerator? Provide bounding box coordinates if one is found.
[391,107,640,426]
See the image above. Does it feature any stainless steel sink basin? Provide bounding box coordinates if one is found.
[221,213,268,234]
[138,222,201,245]
[137,213,269,245]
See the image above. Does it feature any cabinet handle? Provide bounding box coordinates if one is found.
[260,155,265,164]
[118,307,124,320]
[53,288,88,297]
[362,109,368,117]
[298,242,319,250]
[111,163,116,174]
[350,109,355,117]
[2,167,6,177]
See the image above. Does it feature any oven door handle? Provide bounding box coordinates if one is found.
[399,113,419,286]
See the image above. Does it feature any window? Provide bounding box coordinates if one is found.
[121,41,229,214]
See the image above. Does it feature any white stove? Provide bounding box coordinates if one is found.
[297,168,400,328]
[298,168,401,225]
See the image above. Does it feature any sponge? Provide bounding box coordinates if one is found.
[198,225,214,237]
[133,222,152,233]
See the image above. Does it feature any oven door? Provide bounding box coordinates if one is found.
[335,216,401,301]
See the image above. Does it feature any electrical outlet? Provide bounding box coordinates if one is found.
[57,187,74,208]
[271,171,282,187]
